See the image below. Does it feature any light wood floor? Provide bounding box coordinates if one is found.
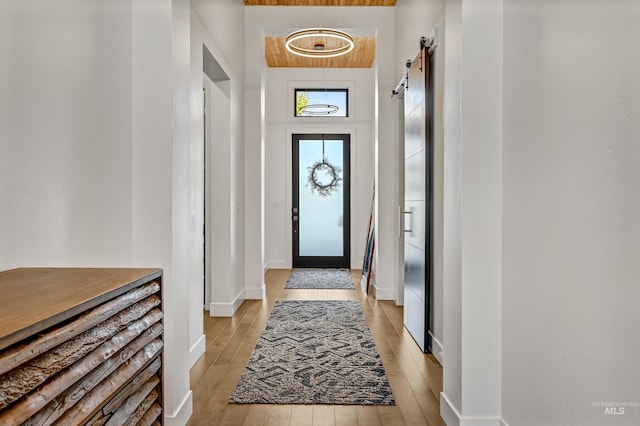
[187,269,444,426]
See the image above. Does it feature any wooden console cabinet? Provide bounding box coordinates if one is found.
[0,268,163,425]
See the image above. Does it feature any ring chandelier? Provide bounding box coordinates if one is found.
[300,104,340,116]
[285,28,354,59]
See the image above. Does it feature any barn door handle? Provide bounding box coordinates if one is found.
[403,210,413,236]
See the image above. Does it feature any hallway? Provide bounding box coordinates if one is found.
[187,269,443,425]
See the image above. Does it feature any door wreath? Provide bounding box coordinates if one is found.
[307,159,341,197]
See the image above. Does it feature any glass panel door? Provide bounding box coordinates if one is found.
[292,134,350,268]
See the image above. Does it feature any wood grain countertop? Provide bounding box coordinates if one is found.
[0,268,162,351]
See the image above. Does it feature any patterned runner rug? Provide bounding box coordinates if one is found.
[229,300,395,405]
[285,268,355,289]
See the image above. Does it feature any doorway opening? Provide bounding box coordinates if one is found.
[203,45,231,311]
[292,134,351,268]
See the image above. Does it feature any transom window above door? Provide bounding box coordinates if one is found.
[294,89,349,117]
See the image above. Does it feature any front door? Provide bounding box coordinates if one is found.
[292,134,350,268]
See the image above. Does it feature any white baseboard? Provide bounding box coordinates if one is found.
[373,284,394,300]
[189,334,206,368]
[460,418,502,426]
[265,260,289,270]
[245,283,266,299]
[440,392,503,426]
[429,331,444,365]
[209,291,245,317]
[441,392,461,426]
[164,390,192,426]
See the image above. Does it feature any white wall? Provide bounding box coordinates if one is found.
[132,0,196,423]
[1,1,210,423]
[243,7,266,301]
[441,0,640,425]
[203,76,236,317]
[264,68,375,271]
[190,2,245,369]
[440,0,504,423]
[394,0,446,363]
[502,1,640,424]
[193,0,248,308]
[0,0,134,268]
[441,0,463,418]
[460,0,504,421]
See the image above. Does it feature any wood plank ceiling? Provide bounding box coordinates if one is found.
[248,0,390,68]
[245,0,396,6]
[265,36,376,68]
